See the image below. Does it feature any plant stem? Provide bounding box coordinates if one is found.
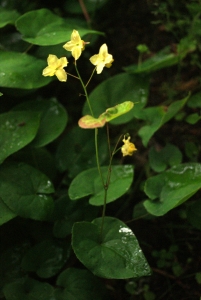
[85,67,96,87]
[74,63,94,117]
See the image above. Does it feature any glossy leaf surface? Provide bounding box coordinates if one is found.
[0,111,40,164]
[0,51,52,89]
[72,217,151,279]
[13,98,68,147]
[0,163,54,220]
[144,163,201,216]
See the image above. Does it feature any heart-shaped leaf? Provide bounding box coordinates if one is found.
[0,111,40,164]
[0,163,54,220]
[69,165,134,206]
[0,50,52,89]
[3,278,53,300]
[72,217,151,279]
[144,163,201,216]
[16,8,103,46]
[0,8,20,28]
[13,98,68,147]
[21,239,71,278]
[83,73,149,123]
[55,268,109,300]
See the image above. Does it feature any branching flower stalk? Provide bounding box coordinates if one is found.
[42,29,136,241]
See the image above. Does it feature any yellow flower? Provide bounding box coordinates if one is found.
[89,43,114,74]
[63,30,87,60]
[121,135,137,157]
[42,54,68,82]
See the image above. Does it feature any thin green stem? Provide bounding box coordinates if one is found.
[85,67,96,87]
[95,128,105,188]
[74,63,94,117]
[100,132,123,238]
[66,72,79,80]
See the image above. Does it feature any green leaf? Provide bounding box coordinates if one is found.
[187,199,201,230]
[124,43,195,73]
[149,143,182,172]
[3,278,54,300]
[13,98,68,147]
[69,165,134,206]
[21,239,71,278]
[0,8,20,28]
[185,113,201,124]
[72,217,151,279]
[0,198,16,226]
[83,73,150,123]
[0,111,40,163]
[0,163,54,220]
[0,50,52,89]
[144,163,201,216]
[16,8,103,46]
[56,127,108,176]
[138,95,189,146]
[79,101,134,128]
[55,268,109,300]
[52,196,98,238]
[187,91,201,108]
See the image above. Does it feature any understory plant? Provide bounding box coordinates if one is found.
[1,1,201,299]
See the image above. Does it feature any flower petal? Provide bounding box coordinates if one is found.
[55,69,67,82]
[42,66,55,77]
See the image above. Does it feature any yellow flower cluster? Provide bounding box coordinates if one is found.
[42,30,114,82]
[121,136,137,157]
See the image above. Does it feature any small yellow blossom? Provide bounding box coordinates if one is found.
[63,30,87,60]
[121,135,137,157]
[42,54,68,82]
[89,43,114,74]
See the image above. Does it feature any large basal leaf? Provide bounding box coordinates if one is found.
[0,111,40,164]
[0,162,54,220]
[144,163,201,216]
[68,165,134,206]
[13,98,68,147]
[0,50,52,89]
[54,268,109,300]
[138,95,189,146]
[3,278,54,300]
[83,73,150,123]
[72,217,151,279]
[0,8,20,28]
[0,198,16,226]
[21,239,71,278]
[16,8,103,46]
